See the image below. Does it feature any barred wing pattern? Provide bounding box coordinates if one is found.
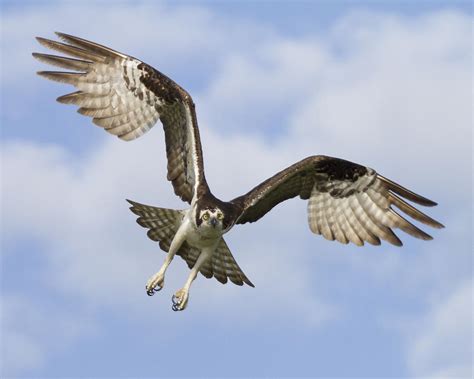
[233,156,443,246]
[180,240,254,287]
[127,201,253,287]
[34,32,205,203]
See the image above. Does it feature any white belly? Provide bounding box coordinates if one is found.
[185,231,220,249]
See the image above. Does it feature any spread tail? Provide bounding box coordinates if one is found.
[127,199,253,287]
[126,199,183,252]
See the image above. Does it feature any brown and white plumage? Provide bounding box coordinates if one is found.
[127,200,253,287]
[35,33,443,311]
[34,32,206,203]
[232,156,443,247]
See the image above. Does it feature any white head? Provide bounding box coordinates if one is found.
[197,207,224,234]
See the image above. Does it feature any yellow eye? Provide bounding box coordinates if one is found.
[217,213,224,220]
[202,213,209,221]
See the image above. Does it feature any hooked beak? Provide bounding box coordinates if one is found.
[210,218,217,228]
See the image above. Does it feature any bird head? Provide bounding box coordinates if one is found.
[197,207,224,232]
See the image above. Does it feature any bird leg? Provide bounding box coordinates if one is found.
[172,248,213,311]
[146,223,187,296]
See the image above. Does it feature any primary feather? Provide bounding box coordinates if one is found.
[34,32,207,203]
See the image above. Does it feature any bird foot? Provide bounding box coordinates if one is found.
[172,288,189,311]
[145,272,164,296]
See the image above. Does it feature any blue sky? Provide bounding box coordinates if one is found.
[1,1,472,377]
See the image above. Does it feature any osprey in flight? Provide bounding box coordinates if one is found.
[34,33,443,311]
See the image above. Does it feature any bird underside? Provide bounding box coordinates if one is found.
[127,200,253,311]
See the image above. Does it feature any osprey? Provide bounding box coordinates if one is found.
[34,33,444,311]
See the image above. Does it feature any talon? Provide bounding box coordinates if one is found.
[171,289,188,311]
[171,294,183,311]
[172,294,179,304]
[147,288,155,296]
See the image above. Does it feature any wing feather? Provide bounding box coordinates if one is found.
[332,203,350,244]
[356,192,402,246]
[320,194,335,241]
[340,201,364,246]
[36,36,106,62]
[388,209,433,240]
[32,52,93,71]
[233,155,443,246]
[57,91,110,108]
[55,31,128,58]
[34,32,207,203]
[348,195,382,245]
[388,192,443,228]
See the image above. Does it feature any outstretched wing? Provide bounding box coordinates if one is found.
[232,155,444,246]
[33,32,206,203]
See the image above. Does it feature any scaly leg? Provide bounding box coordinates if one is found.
[172,248,213,311]
[145,221,188,296]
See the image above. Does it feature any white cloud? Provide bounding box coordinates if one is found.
[289,11,471,178]
[1,294,96,376]
[1,3,472,376]
[407,279,473,378]
[198,36,329,135]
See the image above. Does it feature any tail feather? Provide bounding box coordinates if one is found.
[127,199,254,287]
[126,199,183,252]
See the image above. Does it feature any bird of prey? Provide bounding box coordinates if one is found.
[34,33,444,311]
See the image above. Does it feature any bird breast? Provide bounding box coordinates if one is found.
[182,209,221,249]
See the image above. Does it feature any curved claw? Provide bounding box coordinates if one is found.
[146,286,162,296]
[171,294,182,311]
[172,294,179,304]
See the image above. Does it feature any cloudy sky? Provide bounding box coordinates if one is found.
[1,0,472,377]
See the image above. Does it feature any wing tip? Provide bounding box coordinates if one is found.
[54,31,79,44]
[126,199,139,212]
[434,221,445,229]
[425,218,445,229]
[245,278,255,288]
[369,237,382,246]
[378,174,439,207]
[126,198,139,207]
[56,93,76,104]
[35,36,58,50]
[215,276,229,285]
[54,31,75,43]
[390,239,404,247]
[36,70,56,80]
[419,232,434,241]
[35,36,48,44]
[422,199,438,207]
